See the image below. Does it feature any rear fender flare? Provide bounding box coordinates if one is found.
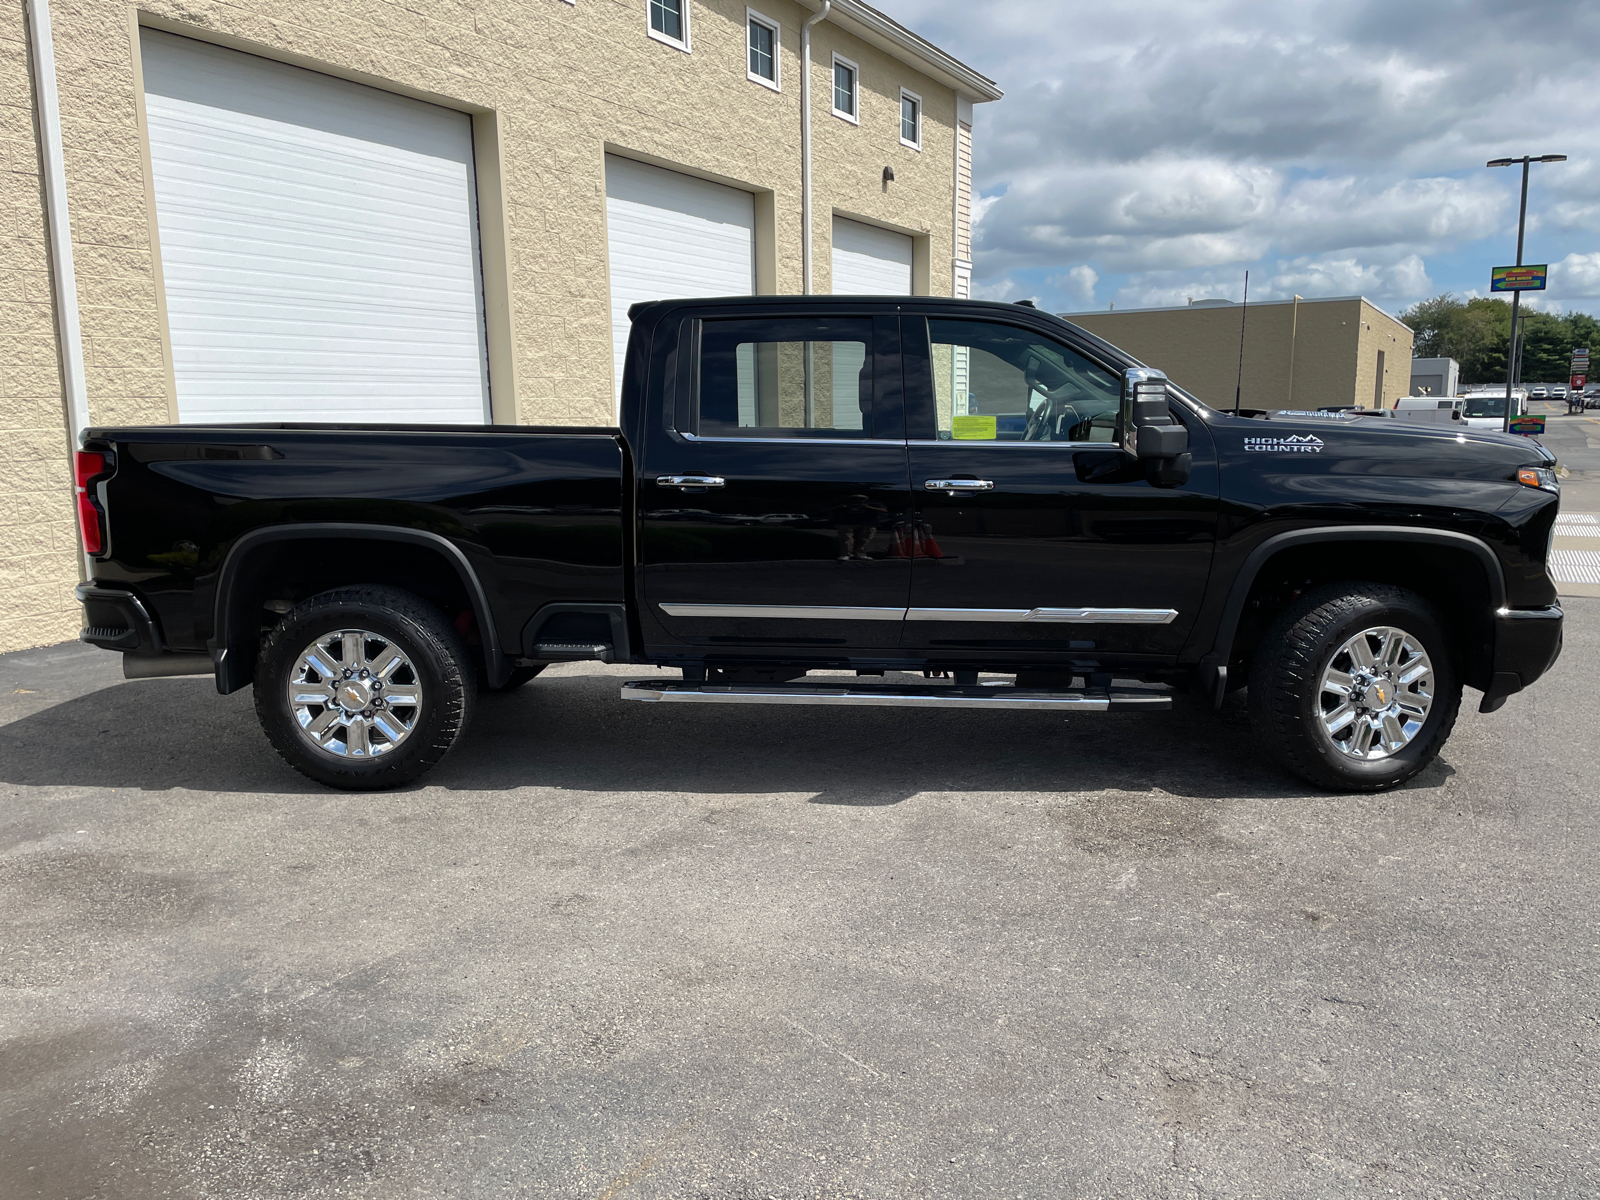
[212,523,504,694]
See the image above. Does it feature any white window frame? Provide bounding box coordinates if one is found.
[831,52,860,125]
[647,0,690,53]
[746,8,780,91]
[899,87,922,151]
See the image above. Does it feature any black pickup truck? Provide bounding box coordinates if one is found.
[73,296,1563,793]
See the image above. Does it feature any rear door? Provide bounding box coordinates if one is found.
[900,312,1219,663]
[637,308,912,654]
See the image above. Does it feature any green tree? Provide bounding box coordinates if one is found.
[1402,293,1599,386]
[1400,294,1511,382]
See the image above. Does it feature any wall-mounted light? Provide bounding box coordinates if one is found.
[882,166,895,184]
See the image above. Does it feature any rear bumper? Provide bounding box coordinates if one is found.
[1479,604,1563,713]
[76,584,163,655]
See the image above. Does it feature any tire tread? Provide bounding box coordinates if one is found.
[254,585,475,791]
[1248,582,1461,792]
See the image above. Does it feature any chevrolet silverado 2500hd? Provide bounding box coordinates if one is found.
[73,296,1563,792]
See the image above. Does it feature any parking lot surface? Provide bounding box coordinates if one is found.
[3,603,1598,1199]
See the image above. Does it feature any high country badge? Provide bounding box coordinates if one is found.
[1243,434,1325,454]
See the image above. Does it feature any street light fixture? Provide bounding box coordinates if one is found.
[1487,154,1567,432]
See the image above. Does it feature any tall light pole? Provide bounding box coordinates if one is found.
[1487,154,1565,432]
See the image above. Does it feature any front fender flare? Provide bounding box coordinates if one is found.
[1193,526,1507,705]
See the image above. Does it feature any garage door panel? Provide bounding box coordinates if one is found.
[142,30,490,425]
[831,217,914,295]
[606,155,755,403]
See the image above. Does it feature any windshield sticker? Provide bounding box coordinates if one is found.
[1244,434,1324,454]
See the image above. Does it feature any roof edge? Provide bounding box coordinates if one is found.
[1060,294,1412,324]
[822,0,1003,102]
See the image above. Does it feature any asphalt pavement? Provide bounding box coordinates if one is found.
[1533,399,1600,597]
[2,605,1598,1198]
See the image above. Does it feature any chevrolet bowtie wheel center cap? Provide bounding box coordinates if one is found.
[1317,626,1435,761]
[287,629,423,759]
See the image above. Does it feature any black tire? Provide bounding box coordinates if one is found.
[1248,582,1462,792]
[254,585,476,790]
[480,664,546,694]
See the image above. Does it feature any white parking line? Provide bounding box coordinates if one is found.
[1550,549,1600,585]
[1555,513,1598,525]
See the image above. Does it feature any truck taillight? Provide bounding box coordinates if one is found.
[75,450,111,555]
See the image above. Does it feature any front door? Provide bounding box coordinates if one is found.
[900,313,1218,665]
[639,311,911,655]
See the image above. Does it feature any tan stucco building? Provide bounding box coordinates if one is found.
[3,0,999,653]
[1062,296,1415,415]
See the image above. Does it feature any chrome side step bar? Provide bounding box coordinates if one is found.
[620,680,1172,712]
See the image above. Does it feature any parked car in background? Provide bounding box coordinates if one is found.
[1551,385,1568,399]
[1530,386,1549,400]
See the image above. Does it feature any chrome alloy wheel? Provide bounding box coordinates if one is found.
[287,629,422,758]
[1317,625,1434,760]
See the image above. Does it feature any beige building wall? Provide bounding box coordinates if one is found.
[1,3,79,653]
[1065,296,1414,413]
[6,0,995,653]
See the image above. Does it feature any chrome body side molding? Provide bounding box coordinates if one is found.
[658,603,1179,624]
[906,607,1179,624]
[658,603,906,621]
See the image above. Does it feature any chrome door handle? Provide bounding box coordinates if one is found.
[924,478,994,491]
[656,475,726,489]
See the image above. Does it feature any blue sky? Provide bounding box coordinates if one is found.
[876,0,1600,318]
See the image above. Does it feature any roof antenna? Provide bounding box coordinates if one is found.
[1234,270,1250,414]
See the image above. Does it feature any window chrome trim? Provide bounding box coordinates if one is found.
[908,439,1121,450]
[681,432,890,447]
[907,607,1178,624]
[659,603,906,621]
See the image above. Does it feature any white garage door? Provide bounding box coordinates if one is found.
[141,31,490,425]
[605,156,755,403]
[831,217,913,295]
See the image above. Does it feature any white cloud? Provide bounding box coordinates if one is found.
[1049,265,1099,307]
[1548,252,1600,302]
[876,0,1600,312]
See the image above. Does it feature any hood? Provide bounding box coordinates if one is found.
[1208,408,1554,484]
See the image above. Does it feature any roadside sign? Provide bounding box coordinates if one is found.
[1573,374,1588,391]
[1491,264,1549,291]
[1509,415,1547,436]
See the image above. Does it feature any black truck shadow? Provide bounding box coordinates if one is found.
[0,672,1454,804]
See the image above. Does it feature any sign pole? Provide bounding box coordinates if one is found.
[1502,158,1532,434]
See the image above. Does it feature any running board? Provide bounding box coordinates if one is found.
[620,680,1171,712]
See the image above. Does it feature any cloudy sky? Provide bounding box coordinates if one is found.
[875,0,1600,316]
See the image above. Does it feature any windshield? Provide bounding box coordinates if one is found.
[1462,395,1508,418]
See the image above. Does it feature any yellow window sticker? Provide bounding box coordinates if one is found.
[952,415,997,440]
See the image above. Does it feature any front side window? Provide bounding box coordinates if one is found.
[649,0,686,45]
[697,318,874,438]
[748,13,777,85]
[927,319,1121,443]
[900,90,921,147]
[833,57,857,120]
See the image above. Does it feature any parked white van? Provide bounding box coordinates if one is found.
[1393,397,1464,425]
[1458,389,1526,430]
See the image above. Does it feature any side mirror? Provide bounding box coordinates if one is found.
[1119,367,1191,487]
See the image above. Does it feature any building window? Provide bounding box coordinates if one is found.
[900,88,921,149]
[648,0,688,50]
[747,9,779,89]
[832,54,859,123]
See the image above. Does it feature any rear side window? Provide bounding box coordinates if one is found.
[696,317,875,438]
